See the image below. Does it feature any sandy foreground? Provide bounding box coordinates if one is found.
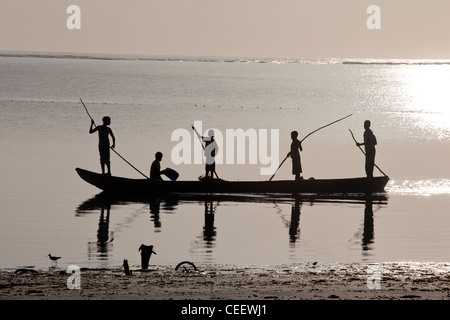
[1,262,449,301]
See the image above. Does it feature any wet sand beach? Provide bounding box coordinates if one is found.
[1,262,449,300]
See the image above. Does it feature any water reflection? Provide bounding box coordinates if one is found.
[149,197,162,230]
[289,199,301,244]
[190,200,218,263]
[96,203,112,253]
[203,200,217,245]
[76,193,387,265]
[76,198,114,261]
[362,199,374,252]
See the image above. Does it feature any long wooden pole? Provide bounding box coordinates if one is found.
[269,114,353,181]
[191,125,205,151]
[300,114,353,142]
[268,154,289,181]
[348,129,388,177]
[80,98,150,179]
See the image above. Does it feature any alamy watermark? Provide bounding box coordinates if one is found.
[66,5,81,30]
[171,121,280,176]
[67,265,81,290]
[66,5,381,31]
[367,5,381,30]
[366,264,382,290]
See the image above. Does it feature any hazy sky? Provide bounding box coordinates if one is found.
[1,0,450,59]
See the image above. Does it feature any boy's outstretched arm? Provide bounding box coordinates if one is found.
[89,120,97,134]
[192,126,202,140]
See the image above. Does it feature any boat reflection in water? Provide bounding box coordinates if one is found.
[76,192,387,265]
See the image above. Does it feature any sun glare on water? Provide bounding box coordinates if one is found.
[388,179,450,196]
[398,64,450,140]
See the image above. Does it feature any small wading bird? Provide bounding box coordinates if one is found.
[48,254,61,263]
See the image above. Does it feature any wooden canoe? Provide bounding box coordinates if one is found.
[76,168,389,195]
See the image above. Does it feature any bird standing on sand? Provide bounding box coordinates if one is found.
[48,254,61,263]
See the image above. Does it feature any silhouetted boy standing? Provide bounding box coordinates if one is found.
[90,116,115,175]
[287,131,303,181]
[356,120,377,178]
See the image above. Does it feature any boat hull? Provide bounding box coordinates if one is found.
[76,168,389,195]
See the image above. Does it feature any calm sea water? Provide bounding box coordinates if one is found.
[0,53,449,270]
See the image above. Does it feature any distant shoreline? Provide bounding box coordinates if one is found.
[1,51,450,66]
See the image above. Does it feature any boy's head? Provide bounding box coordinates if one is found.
[155,152,163,161]
[291,131,298,139]
[364,120,371,129]
[102,116,111,125]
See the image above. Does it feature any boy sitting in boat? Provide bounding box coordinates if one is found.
[89,116,115,175]
[150,152,164,181]
[150,152,180,181]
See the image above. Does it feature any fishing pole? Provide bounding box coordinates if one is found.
[269,114,353,181]
[80,98,150,179]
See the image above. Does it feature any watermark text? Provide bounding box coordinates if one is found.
[171,121,279,176]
